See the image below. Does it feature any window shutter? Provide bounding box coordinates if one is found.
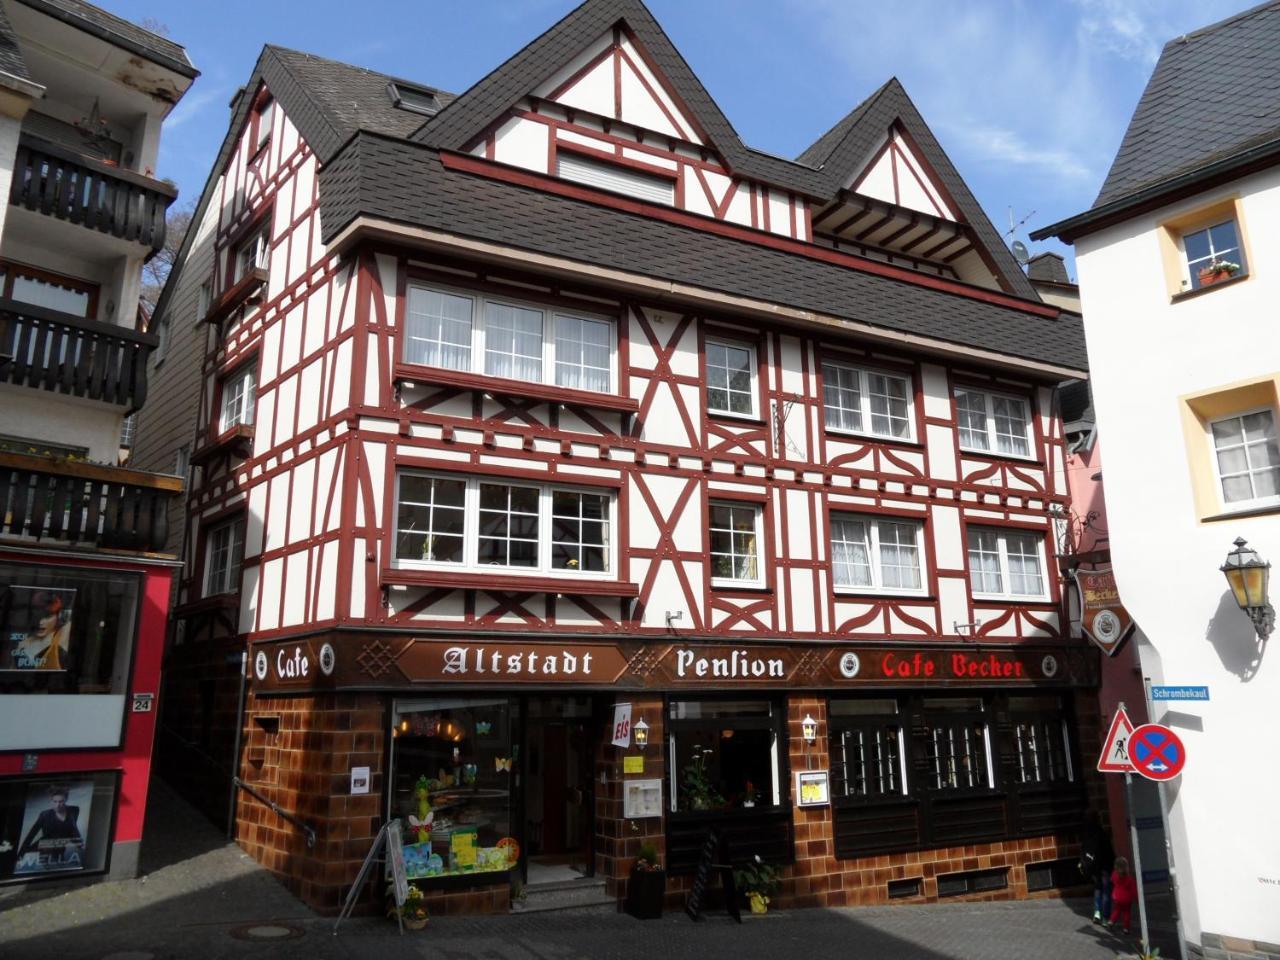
[557,153,675,206]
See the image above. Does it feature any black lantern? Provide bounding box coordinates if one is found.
[1220,537,1274,640]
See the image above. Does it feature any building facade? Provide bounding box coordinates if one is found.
[0,0,194,884]
[1035,5,1280,957]
[135,0,1098,916]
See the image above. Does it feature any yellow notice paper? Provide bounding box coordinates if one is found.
[623,755,644,774]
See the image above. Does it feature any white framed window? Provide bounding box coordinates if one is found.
[402,283,616,394]
[1209,408,1280,508]
[197,280,212,322]
[218,365,256,433]
[955,387,1033,458]
[709,500,762,587]
[1182,218,1246,290]
[706,340,757,418]
[831,514,925,595]
[204,519,244,596]
[822,361,914,440]
[254,98,274,153]
[556,152,675,206]
[234,223,270,282]
[393,472,615,576]
[967,526,1047,600]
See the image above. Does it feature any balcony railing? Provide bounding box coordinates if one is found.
[0,298,157,410]
[0,451,182,553]
[9,134,177,252]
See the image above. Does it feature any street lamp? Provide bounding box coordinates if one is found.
[633,717,649,750]
[1220,537,1275,640]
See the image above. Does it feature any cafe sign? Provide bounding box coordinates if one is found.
[1074,564,1135,656]
[250,635,1094,694]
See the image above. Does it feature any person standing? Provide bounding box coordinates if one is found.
[1110,857,1139,933]
[1080,808,1115,924]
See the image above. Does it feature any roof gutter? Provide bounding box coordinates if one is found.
[330,214,1087,382]
[1032,135,1280,244]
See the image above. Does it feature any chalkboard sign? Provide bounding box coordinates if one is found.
[334,819,406,937]
[386,819,408,907]
[684,828,741,923]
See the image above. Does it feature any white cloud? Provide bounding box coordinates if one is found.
[944,123,1093,181]
[165,84,226,130]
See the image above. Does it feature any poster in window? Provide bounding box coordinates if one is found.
[795,770,830,808]
[3,586,76,671]
[12,780,92,875]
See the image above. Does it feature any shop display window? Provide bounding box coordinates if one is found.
[390,698,519,881]
[0,772,118,883]
[667,700,782,812]
[0,563,140,750]
[916,697,993,793]
[829,699,907,801]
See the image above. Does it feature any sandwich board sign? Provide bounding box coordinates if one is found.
[1097,705,1135,773]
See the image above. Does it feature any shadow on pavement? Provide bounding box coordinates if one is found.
[0,779,1144,960]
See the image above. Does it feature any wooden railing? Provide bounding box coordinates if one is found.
[0,452,182,553]
[10,134,177,251]
[0,298,157,410]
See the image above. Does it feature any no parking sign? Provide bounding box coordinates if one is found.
[1128,723,1186,782]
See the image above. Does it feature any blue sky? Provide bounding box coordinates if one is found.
[108,0,1248,276]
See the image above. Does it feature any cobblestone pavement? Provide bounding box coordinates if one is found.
[0,780,1157,960]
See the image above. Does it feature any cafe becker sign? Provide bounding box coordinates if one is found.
[250,635,1094,694]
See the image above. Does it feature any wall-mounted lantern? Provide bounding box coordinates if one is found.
[801,714,817,744]
[1221,537,1275,640]
[633,717,650,750]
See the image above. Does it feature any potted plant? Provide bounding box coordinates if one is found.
[1197,258,1240,287]
[624,841,666,919]
[387,881,430,930]
[734,855,780,915]
[681,748,723,811]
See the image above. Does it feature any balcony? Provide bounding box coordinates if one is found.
[0,451,182,553]
[0,298,157,410]
[9,135,177,252]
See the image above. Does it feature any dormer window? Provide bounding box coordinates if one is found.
[388,82,440,117]
[556,152,675,206]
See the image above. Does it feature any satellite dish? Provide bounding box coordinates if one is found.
[1011,240,1030,265]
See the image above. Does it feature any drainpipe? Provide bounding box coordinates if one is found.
[226,649,248,841]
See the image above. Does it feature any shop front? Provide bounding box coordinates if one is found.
[244,634,1100,914]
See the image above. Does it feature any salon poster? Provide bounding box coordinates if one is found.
[10,780,92,876]
[3,586,76,671]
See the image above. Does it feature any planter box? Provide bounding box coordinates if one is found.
[1199,269,1234,287]
[625,869,666,919]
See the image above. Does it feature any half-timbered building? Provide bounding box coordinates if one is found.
[133,0,1096,916]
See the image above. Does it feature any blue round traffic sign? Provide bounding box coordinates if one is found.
[1129,723,1185,782]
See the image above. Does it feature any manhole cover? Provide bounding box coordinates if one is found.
[228,922,305,942]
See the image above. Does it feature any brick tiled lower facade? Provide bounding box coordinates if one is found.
[216,687,1103,916]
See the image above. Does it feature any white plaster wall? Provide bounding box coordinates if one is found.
[0,114,22,240]
[0,386,123,461]
[1073,164,1280,946]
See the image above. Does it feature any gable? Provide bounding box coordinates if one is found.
[533,27,704,145]
[850,127,956,221]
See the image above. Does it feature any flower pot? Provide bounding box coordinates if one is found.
[1198,269,1233,287]
[625,868,666,919]
[404,914,429,931]
[748,892,769,915]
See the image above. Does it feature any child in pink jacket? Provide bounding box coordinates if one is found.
[1109,857,1138,932]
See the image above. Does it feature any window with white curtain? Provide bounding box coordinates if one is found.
[402,284,615,393]
[966,527,1046,600]
[394,472,614,575]
[955,388,1033,457]
[706,340,757,417]
[1209,409,1280,507]
[218,366,256,433]
[822,361,914,440]
[831,515,925,594]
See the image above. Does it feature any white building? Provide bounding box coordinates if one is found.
[1034,5,1280,957]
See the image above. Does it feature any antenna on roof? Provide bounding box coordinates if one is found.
[1003,206,1037,241]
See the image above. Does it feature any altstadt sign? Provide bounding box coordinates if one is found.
[250,634,1096,694]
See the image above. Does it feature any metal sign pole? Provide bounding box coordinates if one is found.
[1144,678,1190,960]
[1119,701,1150,949]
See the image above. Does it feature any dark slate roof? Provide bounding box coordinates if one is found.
[1095,2,1280,208]
[261,47,455,163]
[319,133,1087,374]
[0,3,31,82]
[795,80,891,168]
[1027,252,1069,284]
[14,0,196,77]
